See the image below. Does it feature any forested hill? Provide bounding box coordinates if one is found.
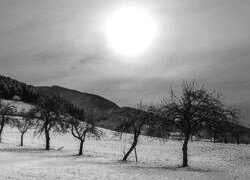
[0,75,119,113]
[0,75,38,103]
[37,86,119,112]
[0,75,250,143]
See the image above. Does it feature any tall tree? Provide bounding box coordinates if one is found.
[161,81,239,167]
[34,94,68,150]
[0,100,16,142]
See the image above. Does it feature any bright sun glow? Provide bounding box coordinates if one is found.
[106,7,156,56]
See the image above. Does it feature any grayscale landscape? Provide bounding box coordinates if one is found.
[0,0,250,179]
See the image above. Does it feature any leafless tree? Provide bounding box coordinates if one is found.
[0,100,16,142]
[115,102,153,161]
[203,106,239,143]
[33,94,68,150]
[161,81,239,167]
[69,109,103,155]
[13,108,35,146]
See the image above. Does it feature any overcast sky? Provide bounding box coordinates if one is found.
[0,0,250,125]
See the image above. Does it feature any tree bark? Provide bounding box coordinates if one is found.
[44,123,50,150]
[134,147,138,162]
[224,135,228,144]
[79,140,84,155]
[213,131,216,143]
[182,135,189,167]
[236,134,240,144]
[20,132,24,146]
[123,133,139,161]
[0,115,5,143]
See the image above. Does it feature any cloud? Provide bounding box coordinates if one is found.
[0,0,250,126]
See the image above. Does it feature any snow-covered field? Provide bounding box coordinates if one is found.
[0,126,249,180]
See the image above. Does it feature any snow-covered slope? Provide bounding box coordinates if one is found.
[0,99,250,179]
[1,99,34,112]
[0,125,249,180]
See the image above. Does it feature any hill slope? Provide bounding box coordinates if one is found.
[1,125,250,179]
[37,86,119,112]
[1,75,249,135]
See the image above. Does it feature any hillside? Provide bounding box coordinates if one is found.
[1,99,33,113]
[0,75,120,113]
[37,86,119,112]
[0,125,250,179]
[0,75,249,139]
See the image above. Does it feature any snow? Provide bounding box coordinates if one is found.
[1,99,34,112]
[0,99,249,179]
[0,126,249,180]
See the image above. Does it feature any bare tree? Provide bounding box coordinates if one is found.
[0,100,16,142]
[161,81,239,167]
[69,108,103,155]
[33,94,68,150]
[203,106,239,143]
[115,102,153,161]
[13,108,35,146]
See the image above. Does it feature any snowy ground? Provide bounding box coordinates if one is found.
[0,126,249,180]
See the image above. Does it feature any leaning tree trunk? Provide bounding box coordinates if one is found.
[20,132,24,146]
[182,135,189,167]
[79,140,84,155]
[0,116,6,143]
[44,123,50,150]
[123,131,139,161]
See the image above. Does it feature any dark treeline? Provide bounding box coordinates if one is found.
[0,75,39,103]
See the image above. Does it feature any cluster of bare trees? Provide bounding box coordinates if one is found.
[0,94,102,156]
[115,81,240,167]
[0,81,241,167]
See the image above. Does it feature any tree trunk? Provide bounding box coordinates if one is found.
[79,140,84,155]
[182,136,189,167]
[0,116,5,143]
[20,132,24,146]
[213,131,216,143]
[45,133,50,150]
[134,147,138,162]
[236,134,240,144]
[123,133,139,161]
[224,135,228,144]
[44,123,50,150]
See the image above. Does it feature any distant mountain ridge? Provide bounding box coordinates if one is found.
[37,85,119,112]
[1,75,250,143]
[0,74,249,131]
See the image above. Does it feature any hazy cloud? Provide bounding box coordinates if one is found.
[0,0,250,125]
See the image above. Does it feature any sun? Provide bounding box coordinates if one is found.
[106,7,156,56]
